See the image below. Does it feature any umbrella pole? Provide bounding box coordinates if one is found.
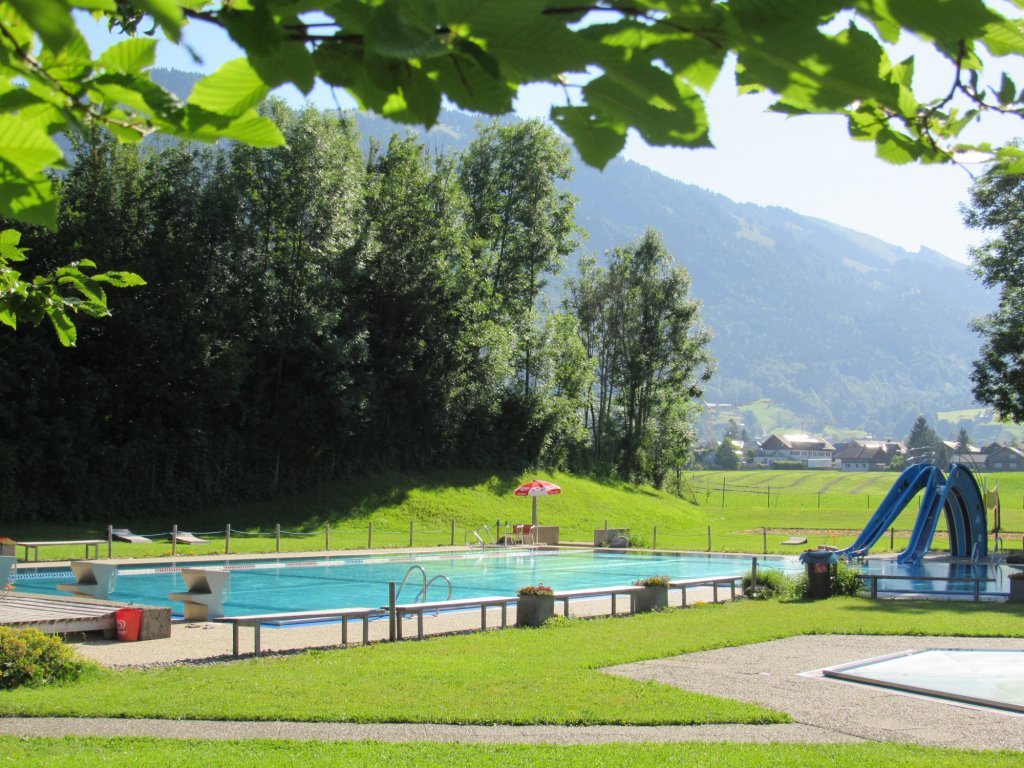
[532,496,538,531]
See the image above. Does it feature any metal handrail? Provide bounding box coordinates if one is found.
[422,574,452,603]
[395,565,427,604]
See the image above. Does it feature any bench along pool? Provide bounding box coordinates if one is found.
[13,549,801,618]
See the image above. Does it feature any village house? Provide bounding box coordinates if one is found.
[755,434,834,469]
[833,439,905,471]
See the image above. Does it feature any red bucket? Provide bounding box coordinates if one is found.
[115,607,143,642]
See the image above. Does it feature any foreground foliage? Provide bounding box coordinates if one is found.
[6,2,1024,342]
[0,627,88,689]
[0,737,1019,768]
[0,599,1019,724]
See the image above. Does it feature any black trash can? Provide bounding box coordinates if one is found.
[799,549,838,599]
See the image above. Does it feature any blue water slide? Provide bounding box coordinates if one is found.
[836,464,935,558]
[897,464,988,565]
[896,467,949,564]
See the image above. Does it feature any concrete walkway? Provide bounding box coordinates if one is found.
[1,634,1021,749]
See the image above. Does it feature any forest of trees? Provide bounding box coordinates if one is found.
[0,103,713,521]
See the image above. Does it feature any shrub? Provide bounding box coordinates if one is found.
[742,568,796,599]
[517,585,554,597]
[832,560,862,596]
[633,576,669,587]
[1009,571,1024,581]
[0,626,88,689]
[769,460,806,470]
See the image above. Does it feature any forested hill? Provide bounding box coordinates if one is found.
[354,109,993,438]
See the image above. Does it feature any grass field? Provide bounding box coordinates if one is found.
[1,599,1019,724]
[6,469,1024,562]
[2,738,1020,768]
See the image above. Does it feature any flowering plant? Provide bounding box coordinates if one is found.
[517,585,554,597]
[633,576,670,587]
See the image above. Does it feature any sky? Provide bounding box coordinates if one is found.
[81,12,1024,266]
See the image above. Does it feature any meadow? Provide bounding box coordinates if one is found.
[4,469,1021,562]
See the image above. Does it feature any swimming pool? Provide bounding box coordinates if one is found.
[14,549,800,617]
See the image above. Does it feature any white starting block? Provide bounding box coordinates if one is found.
[56,560,118,600]
[168,568,231,621]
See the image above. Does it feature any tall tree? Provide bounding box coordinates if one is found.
[962,168,1024,422]
[567,228,713,484]
[460,120,579,395]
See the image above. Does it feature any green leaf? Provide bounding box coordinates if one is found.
[0,116,63,176]
[131,0,184,43]
[366,0,448,60]
[551,105,627,169]
[999,73,1018,105]
[92,271,147,288]
[8,0,76,53]
[188,59,270,119]
[98,38,158,74]
[47,307,76,347]
[182,106,285,147]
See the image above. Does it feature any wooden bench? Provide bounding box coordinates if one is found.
[855,573,995,602]
[216,607,387,656]
[668,575,742,606]
[18,540,105,562]
[390,596,518,640]
[551,585,647,617]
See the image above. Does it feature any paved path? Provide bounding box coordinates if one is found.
[1,635,1022,749]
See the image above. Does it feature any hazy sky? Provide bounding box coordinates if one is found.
[82,14,1024,265]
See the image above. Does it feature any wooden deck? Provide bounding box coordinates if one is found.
[0,593,118,634]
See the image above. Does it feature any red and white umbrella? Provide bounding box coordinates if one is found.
[514,479,562,529]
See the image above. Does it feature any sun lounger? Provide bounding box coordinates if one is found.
[781,536,808,545]
[111,528,152,544]
[171,531,209,545]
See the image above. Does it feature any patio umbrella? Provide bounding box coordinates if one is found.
[514,479,562,530]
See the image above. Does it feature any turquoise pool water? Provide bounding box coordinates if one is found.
[13,549,799,617]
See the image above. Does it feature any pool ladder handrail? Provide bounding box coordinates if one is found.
[395,565,453,607]
[464,525,495,549]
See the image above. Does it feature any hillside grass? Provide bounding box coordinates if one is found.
[2,738,1020,768]
[0,599,1020,723]
[6,469,1024,562]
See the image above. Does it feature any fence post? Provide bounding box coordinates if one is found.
[817,491,821,509]
[707,525,712,552]
[867,494,870,509]
[409,520,414,548]
[368,521,373,550]
[889,527,894,550]
[763,527,767,554]
[751,557,758,593]
[721,478,725,508]
[172,524,178,557]
[388,582,397,642]
[275,523,281,553]
[325,525,330,550]
[653,526,657,550]
[225,524,231,555]
[767,483,770,509]
[450,519,455,547]
[107,525,112,559]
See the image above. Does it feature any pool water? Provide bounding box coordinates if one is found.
[13,549,799,617]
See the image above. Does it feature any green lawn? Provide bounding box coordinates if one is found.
[1,599,1021,724]
[2,738,1020,768]
[6,468,1024,562]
